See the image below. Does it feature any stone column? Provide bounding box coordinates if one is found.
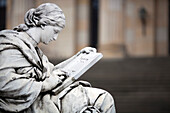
[75,0,90,52]
[99,0,124,58]
[155,0,169,56]
[6,0,35,29]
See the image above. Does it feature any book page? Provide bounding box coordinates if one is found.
[61,52,103,79]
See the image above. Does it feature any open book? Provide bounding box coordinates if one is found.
[52,51,103,94]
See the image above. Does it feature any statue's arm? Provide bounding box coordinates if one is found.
[43,47,98,93]
[0,68,43,112]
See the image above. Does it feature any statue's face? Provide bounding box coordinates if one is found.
[40,25,60,44]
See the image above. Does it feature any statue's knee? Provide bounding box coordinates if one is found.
[95,91,116,113]
[104,92,116,113]
[106,92,115,104]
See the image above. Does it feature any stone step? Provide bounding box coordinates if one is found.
[80,57,170,113]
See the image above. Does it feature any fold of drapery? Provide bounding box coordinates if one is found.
[0,30,45,112]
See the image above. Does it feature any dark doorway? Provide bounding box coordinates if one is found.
[89,0,99,49]
[0,0,6,30]
[169,0,170,55]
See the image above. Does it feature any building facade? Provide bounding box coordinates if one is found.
[4,0,169,59]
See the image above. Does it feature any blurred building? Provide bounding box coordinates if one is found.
[2,0,169,59]
[99,0,169,58]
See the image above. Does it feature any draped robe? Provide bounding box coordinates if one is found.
[0,30,115,113]
[0,30,53,112]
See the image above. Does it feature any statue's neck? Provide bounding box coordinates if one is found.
[25,27,41,47]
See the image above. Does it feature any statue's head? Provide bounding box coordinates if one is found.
[14,3,66,44]
[14,3,65,32]
[25,3,65,29]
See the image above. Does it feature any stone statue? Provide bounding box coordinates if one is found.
[0,3,116,113]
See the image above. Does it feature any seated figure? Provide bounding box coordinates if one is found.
[0,3,116,113]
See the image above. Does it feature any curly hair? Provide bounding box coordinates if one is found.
[14,3,65,32]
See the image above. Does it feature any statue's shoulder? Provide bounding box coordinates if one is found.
[0,30,23,45]
[0,30,19,37]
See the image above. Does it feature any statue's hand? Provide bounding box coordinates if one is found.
[53,69,68,81]
[41,69,68,92]
[70,81,91,88]
[41,73,61,92]
[77,47,97,56]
